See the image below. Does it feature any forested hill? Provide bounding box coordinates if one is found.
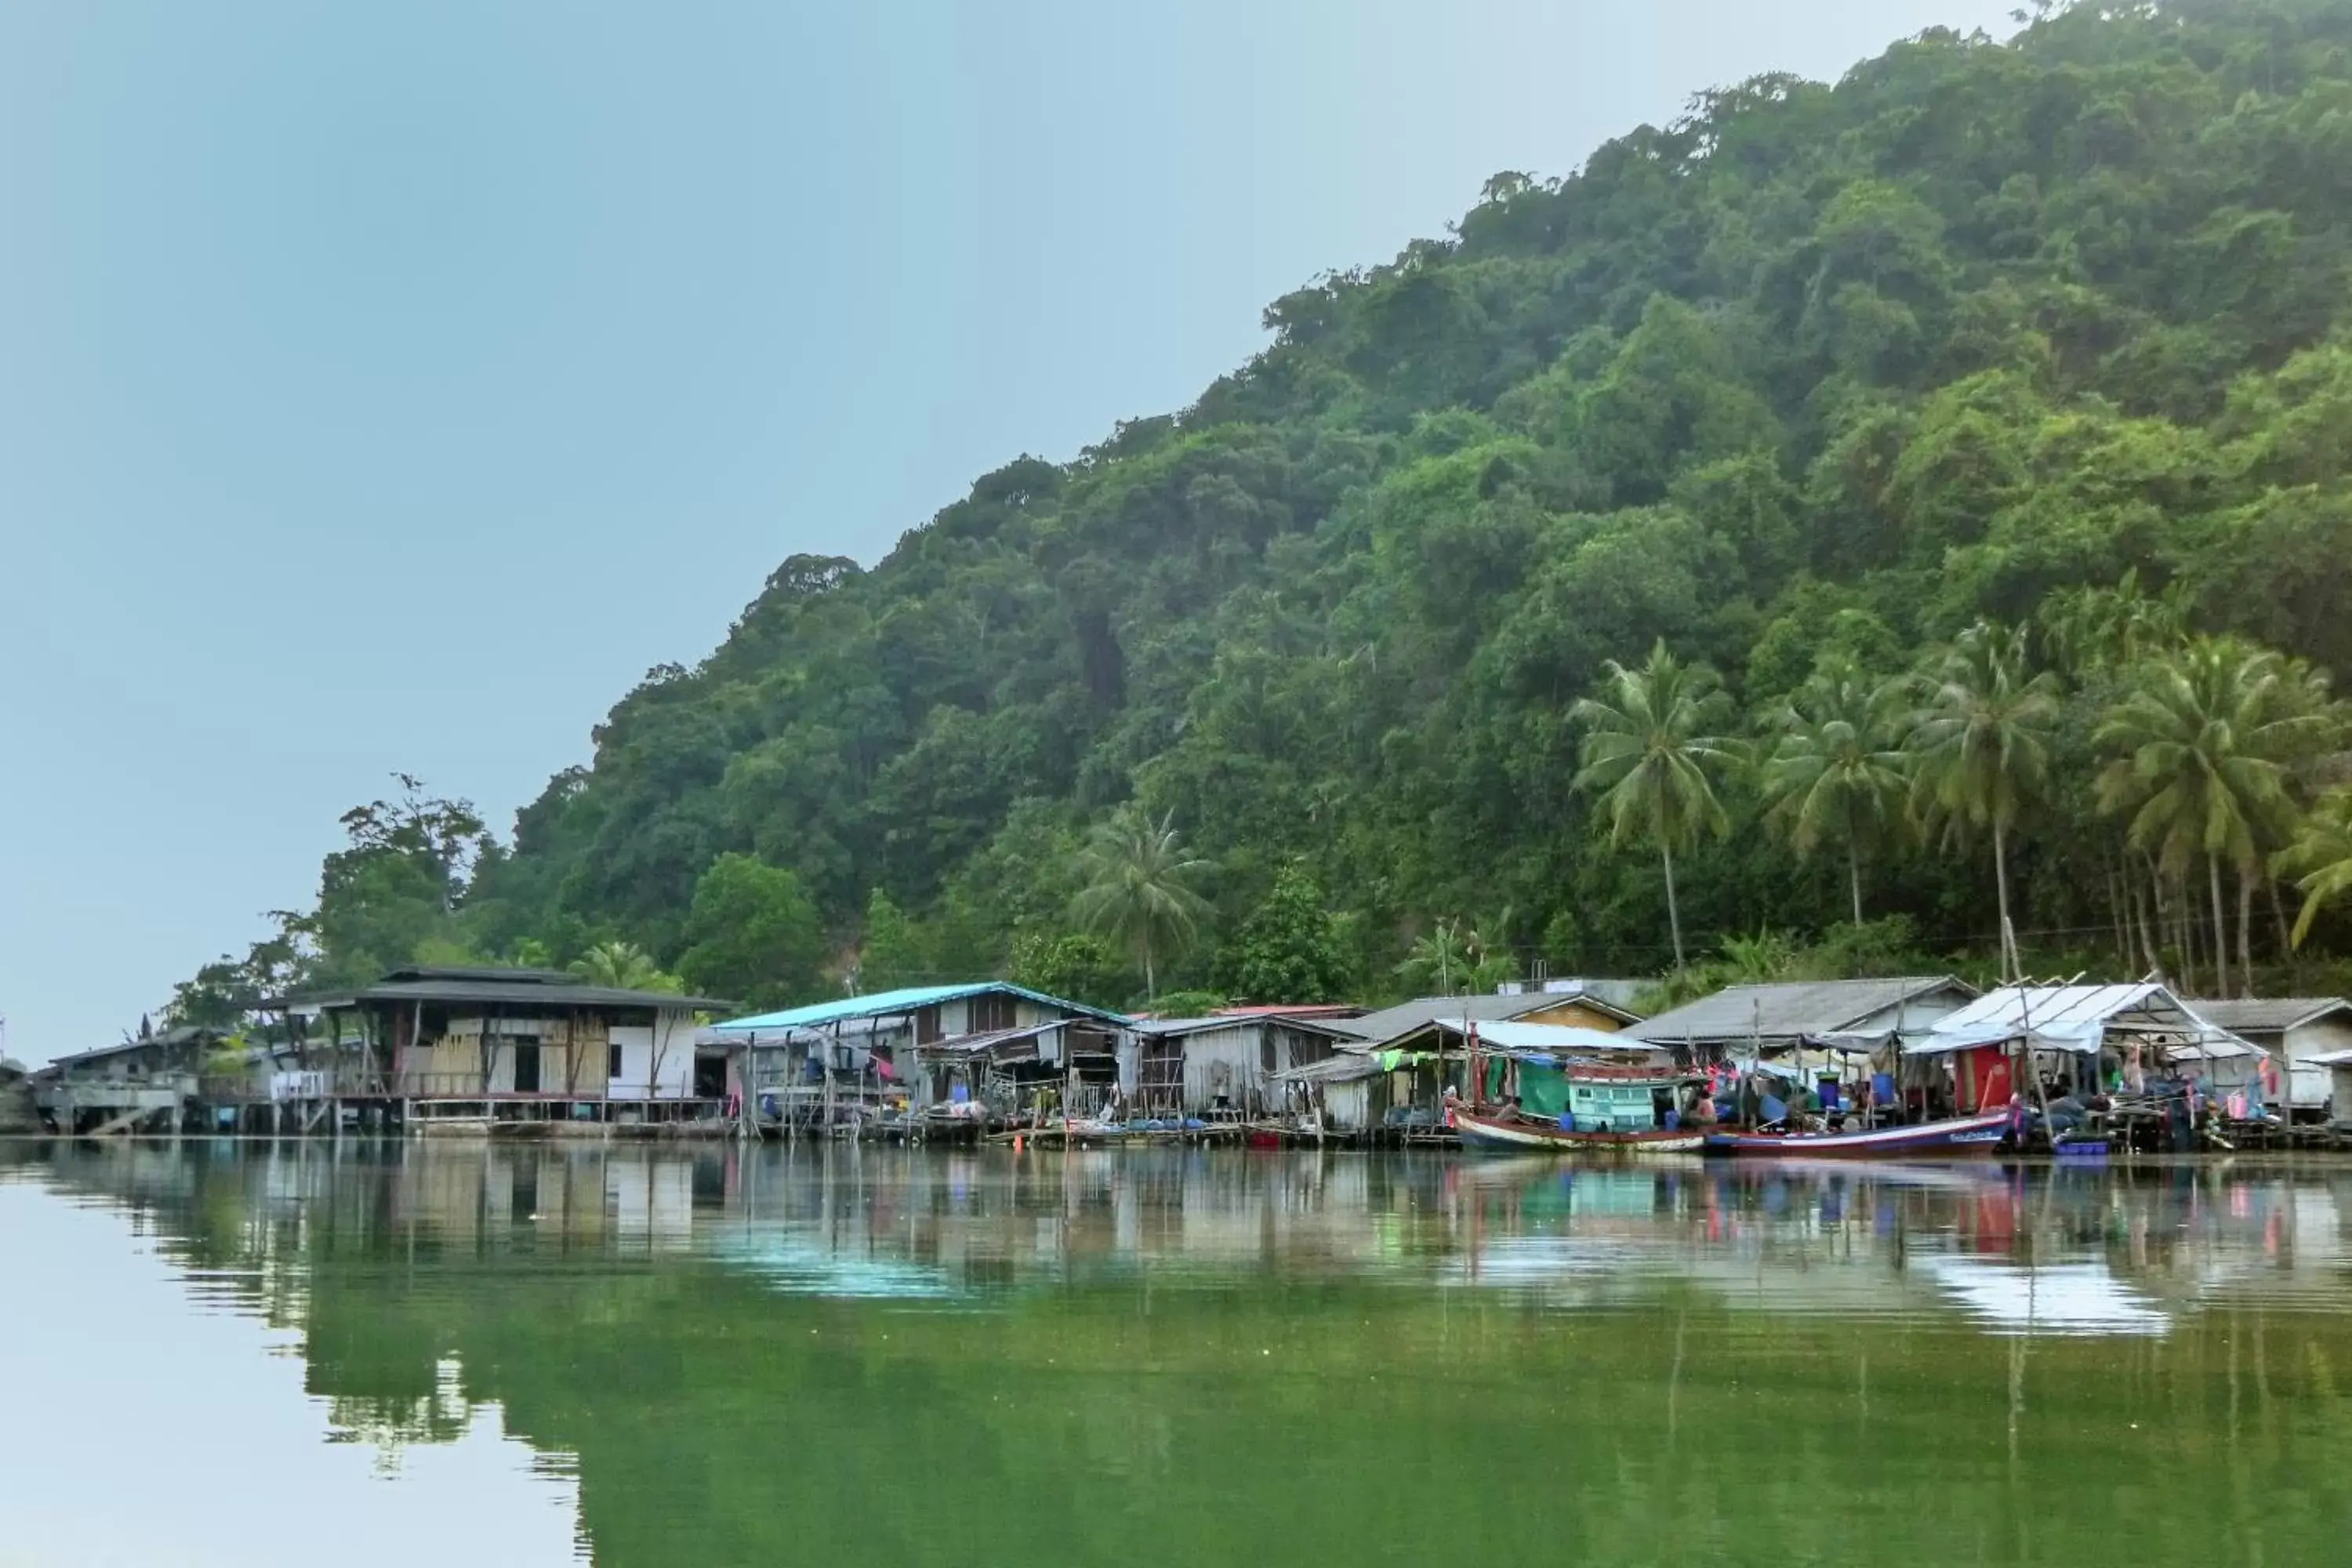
[172,1,2352,1023]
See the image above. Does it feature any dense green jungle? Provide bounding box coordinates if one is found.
[167,1,2352,1025]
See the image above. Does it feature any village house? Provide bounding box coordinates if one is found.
[2307,1048,2352,1127]
[2186,998,2352,1116]
[0,1055,32,1134]
[1907,983,2262,1123]
[1128,1012,1359,1118]
[702,982,1133,1132]
[25,1026,235,1135]
[1631,976,1977,1058]
[269,965,736,1130]
[1330,980,1645,1044]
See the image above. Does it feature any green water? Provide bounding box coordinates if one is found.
[5,1144,2350,1566]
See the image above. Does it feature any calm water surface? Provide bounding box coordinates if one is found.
[5,1142,2351,1566]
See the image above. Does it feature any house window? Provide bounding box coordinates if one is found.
[609,1044,625,1080]
[915,1007,942,1045]
[970,993,1015,1033]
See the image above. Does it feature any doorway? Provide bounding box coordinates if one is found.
[693,1052,727,1099]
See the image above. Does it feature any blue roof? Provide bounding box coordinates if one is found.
[708,981,1129,1033]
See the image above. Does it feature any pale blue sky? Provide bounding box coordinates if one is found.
[0,1,2016,1062]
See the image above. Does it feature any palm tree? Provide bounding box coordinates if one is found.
[2279,788,2352,949]
[1571,640,1743,972]
[1761,662,1913,926]
[569,941,682,993]
[1397,918,1472,996]
[1907,621,2061,982]
[1069,805,1214,1002]
[2098,641,2321,994]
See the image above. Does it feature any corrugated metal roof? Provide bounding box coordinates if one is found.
[290,977,734,1013]
[1210,1003,1364,1019]
[710,981,1129,1033]
[1335,988,1641,1042]
[2182,997,2352,1035]
[1271,1052,1389,1084]
[1445,1019,1656,1055]
[1632,977,1974,1045]
[1133,1014,1360,1040]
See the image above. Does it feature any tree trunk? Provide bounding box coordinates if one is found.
[2117,860,2136,968]
[1992,821,2016,982]
[2237,870,2255,998]
[2207,855,2230,1001]
[1848,848,1864,929]
[2129,871,2159,978]
[2268,876,2294,964]
[1144,940,1156,1006]
[2173,870,2195,989]
[1662,841,1686,973]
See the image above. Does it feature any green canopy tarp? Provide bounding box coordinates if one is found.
[1517,1062,1571,1120]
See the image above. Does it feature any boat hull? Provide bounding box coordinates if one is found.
[1703,1109,2012,1158]
[1449,1108,1707,1155]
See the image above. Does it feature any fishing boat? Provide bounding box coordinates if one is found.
[1450,1105,1707,1154]
[1701,1107,2013,1158]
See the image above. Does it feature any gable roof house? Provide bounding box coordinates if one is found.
[269,965,735,1128]
[1631,977,1977,1057]
[2182,998,2352,1112]
[1336,982,1643,1045]
[705,982,1133,1130]
[1128,1012,1361,1116]
[26,1026,234,1135]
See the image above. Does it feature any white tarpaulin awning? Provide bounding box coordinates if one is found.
[1903,983,2257,1059]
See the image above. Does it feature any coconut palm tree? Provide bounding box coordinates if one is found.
[2279,788,2352,949]
[1396,918,1472,996]
[2098,641,2321,995]
[1907,621,2061,982]
[1069,805,1214,1003]
[1761,662,1914,926]
[569,940,682,993]
[1571,640,1743,973]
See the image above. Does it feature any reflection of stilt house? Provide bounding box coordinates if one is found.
[702,982,1134,1132]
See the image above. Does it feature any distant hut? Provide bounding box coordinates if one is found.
[2186,998,2352,1118]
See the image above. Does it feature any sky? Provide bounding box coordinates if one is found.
[0,0,2021,1064]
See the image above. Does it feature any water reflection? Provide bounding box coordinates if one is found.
[9,1143,2352,1566]
[16,1143,2352,1330]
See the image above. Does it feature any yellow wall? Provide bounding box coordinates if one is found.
[1515,1000,1627,1032]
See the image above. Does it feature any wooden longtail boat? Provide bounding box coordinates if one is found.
[1701,1108,2012,1158]
[1448,1105,1708,1154]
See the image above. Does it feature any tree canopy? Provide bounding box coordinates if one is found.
[167,3,2352,1021]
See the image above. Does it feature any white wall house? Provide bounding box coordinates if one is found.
[2191,999,2352,1112]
